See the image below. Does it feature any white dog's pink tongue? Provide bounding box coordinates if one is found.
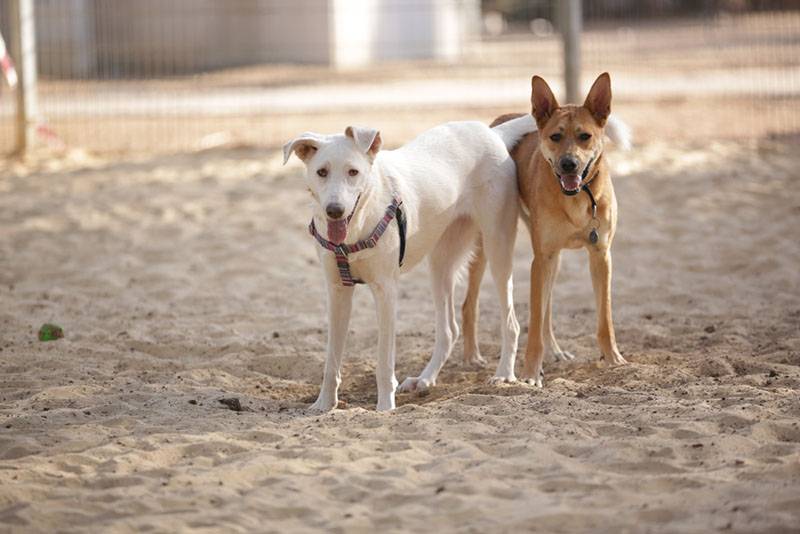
[560,174,581,192]
[327,219,347,245]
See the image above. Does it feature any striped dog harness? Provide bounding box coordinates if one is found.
[309,197,407,286]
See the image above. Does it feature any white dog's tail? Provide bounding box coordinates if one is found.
[605,116,632,150]
[491,114,537,151]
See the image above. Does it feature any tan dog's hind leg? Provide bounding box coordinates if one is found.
[399,219,478,393]
[522,251,560,386]
[588,248,627,365]
[543,253,575,362]
[461,237,487,366]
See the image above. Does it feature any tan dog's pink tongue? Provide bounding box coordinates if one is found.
[560,174,581,192]
[327,219,347,245]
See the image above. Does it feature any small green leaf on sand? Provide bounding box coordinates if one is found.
[38,323,64,342]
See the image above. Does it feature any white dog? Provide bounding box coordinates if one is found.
[283,116,536,411]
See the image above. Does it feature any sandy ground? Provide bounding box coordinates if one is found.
[0,128,798,532]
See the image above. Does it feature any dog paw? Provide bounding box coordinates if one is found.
[488,373,517,385]
[308,397,337,413]
[599,352,628,366]
[397,376,434,393]
[553,350,576,362]
[520,376,544,388]
[376,398,396,412]
[519,368,544,388]
[463,352,487,367]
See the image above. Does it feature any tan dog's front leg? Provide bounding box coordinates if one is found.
[588,247,627,365]
[522,252,559,386]
[543,253,575,362]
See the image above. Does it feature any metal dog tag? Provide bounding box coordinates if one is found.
[589,228,599,244]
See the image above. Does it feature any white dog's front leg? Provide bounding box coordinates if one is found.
[369,280,398,411]
[310,282,354,413]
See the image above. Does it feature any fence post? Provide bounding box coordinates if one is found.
[560,0,581,104]
[9,0,38,156]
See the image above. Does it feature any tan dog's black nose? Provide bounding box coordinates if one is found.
[559,156,579,174]
[326,203,345,219]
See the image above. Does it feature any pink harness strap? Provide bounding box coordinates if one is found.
[309,197,403,286]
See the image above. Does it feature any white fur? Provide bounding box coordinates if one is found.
[605,115,632,150]
[284,118,536,412]
[491,113,536,149]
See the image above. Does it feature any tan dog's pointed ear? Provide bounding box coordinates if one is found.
[531,75,559,130]
[283,132,323,165]
[584,72,612,126]
[345,126,382,161]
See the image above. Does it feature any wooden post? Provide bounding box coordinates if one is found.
[9,0,38,156]
[560,0,581,104]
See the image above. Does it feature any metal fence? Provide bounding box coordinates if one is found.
[1,0,799,156]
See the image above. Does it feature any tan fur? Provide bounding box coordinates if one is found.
[461,236,486,365]
[463,73,627,385]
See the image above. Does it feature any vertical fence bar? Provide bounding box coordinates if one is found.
[9,0,38,156]
[561,0,581,103]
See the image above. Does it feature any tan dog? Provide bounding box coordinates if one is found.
[462,73,629,386]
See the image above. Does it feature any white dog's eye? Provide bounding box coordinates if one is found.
[348,169,359,177]
[317,168,328,178]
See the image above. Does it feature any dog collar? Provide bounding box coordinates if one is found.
[581,181,599,244]
[309,197,406,286]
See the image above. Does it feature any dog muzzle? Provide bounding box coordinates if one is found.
[554,156,596,196]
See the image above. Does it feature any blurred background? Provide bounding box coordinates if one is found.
[0,0,799,156]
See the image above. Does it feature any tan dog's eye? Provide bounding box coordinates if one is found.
[579,133,592,141]
[348,169,359,177]
[549,133,563,142]
[317,168,328,178]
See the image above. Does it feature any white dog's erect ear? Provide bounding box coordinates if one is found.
[283,133,324,165]
[345,126,382,160]
[584,72,612,126]
[531,75,559,130]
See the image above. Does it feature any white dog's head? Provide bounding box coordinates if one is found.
[283,126,382,245]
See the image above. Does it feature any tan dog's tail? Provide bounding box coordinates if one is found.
[605,116,632,150]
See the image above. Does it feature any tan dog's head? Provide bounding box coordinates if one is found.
[531,73,612,195]
[283,126,382,245]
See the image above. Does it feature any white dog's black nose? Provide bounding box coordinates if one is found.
[559,156,579,173]
[326,203,345,220]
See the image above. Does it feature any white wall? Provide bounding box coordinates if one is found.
[29,0,481,77]
[330,0,378,68]
[331,0,480,67]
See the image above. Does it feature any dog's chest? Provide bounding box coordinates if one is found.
[565,229,595,249]
[540,205,608,250]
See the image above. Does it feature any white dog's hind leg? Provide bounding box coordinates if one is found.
[310,283,354,413]
[370,280,399,411]
[399,219,477,393]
